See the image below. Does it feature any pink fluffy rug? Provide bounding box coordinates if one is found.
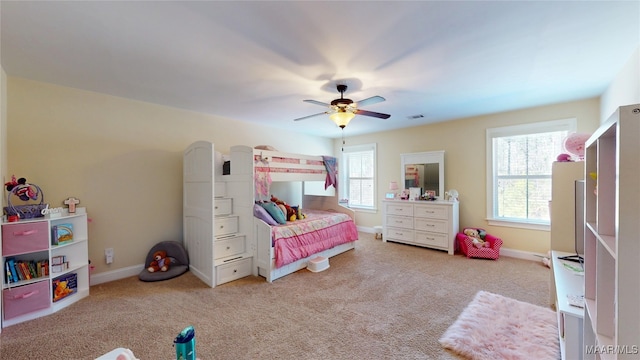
[439,291,560,360]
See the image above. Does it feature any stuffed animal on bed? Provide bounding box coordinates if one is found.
[271,195,298,221]
[147,250,171,272]
[464,228,490,248]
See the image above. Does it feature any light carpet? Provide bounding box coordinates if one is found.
[439,290,559,360]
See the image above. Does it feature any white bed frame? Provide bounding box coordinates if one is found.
[229,145,357,283]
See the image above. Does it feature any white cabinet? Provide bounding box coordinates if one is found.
[551,251,584,360]
[183,141,252,288]
[382,200,459,254]
[1,212,90,327]
[583,104,640,359]
[549,161,584,307]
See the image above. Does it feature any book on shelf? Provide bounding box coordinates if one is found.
[52,272,77,302]
[5,260,14,283]
[6,258,19,283]
[4,258,49,283]
[51,255,67,265]
[51,262,69,273]
[51,223,74,245]
[18,262,31,280]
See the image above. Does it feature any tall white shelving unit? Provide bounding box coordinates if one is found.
[583,104,640,359]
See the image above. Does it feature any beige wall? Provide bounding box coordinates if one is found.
[601,46,640,122]
[336,98,601,254]
[7,78,333,275]
[1,68,6,193]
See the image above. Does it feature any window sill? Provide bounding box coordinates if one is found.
[486,218,550,231]
[349,206,378,214]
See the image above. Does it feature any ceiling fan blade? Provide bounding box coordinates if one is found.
[303,99,330,107]
[355,96,385,107]
[294,112,328,121]
[356,109,391,119]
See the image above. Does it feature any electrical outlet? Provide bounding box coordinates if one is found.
[105,248,114,264]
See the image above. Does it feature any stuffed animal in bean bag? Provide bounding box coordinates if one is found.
[147,250,171,272]
[464,228,490,248]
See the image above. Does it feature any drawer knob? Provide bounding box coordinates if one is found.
[233,269,237,273]
[226,246,230,250]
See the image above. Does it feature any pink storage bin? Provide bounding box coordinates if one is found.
[3,281,50,319]
[456,228,503,260]
[2,221,49,256]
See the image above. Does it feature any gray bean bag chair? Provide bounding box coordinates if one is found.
[138,241,189,282]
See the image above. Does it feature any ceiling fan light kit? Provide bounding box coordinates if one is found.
[329,109,356,128]
[294,83,391,128]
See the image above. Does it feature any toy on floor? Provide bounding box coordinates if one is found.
[147,250,171,272]
[115,348,139,360]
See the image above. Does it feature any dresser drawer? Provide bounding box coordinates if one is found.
[414,231,448,248]
[414,218,448,234]
[215,216,238,237]
[216,257,252,285]
[2,221,50,256]
[414,204,448,220]
[214,198,233,216]
[3,281,50,320]
[214,235,245,259]
[385,203,414,217]
[386,215,413,230]
[386,227,414,243]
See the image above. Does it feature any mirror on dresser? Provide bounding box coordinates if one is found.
[400,151,444,199]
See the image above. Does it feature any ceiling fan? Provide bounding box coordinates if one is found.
[294,84,391,128]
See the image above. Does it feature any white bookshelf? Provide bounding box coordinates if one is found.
[583,104,640,360]
[551,250,584,360]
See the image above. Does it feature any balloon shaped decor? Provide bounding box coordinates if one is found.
[563,133,591,160]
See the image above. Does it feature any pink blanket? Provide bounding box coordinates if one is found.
[272,210,358,268]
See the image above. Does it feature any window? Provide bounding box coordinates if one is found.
[341,143,376,210]
[486,119,576,229]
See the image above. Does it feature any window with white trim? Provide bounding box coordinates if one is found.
[486,119,576,229]
[341,143,376,210]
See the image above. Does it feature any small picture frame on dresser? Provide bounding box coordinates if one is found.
[409,187,422,201]
[385,193,395,199]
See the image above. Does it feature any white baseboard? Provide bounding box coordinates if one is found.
[90,264,144,286]
[499,247,547,263]
[89,235,547,286]
[359,225,545,263]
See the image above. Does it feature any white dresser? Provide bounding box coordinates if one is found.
[382,199,459,254]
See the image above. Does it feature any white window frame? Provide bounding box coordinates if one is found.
[486,118,577,230]
[341,143,377,211]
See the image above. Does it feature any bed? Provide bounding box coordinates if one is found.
[229,145,358,282]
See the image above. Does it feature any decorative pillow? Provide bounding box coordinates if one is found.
[253,203,278,226]
[259,202,286,224]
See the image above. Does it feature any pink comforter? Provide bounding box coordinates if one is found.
[273,210,358,268]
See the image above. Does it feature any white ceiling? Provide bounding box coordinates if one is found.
[1,1,639,138]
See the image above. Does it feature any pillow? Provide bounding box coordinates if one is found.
[259,202,286,225]
[253,203,278,226]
